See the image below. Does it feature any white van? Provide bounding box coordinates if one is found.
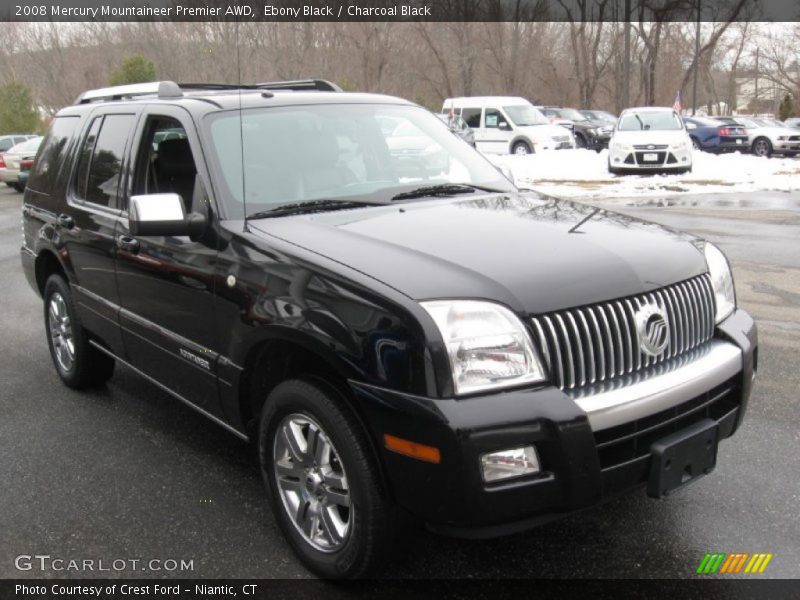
[441,96,575,155]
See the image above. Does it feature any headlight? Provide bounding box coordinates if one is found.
[612,141,631,152]
[421,300,546,395]
[671,141,688,150]
[704,243,736,323]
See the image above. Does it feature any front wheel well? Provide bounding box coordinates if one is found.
[34,250,66,295]
[240,339,354,440]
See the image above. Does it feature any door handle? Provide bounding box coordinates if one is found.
[56,214,74,229]
[116,235,141,254]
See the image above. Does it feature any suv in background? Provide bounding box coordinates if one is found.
[540,107,614,150]
[442,96,575,154]
[22,81,756,578]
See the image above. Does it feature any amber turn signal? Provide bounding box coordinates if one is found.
[383,434,441,464]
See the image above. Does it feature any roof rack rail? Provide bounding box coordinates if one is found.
[75,81,183,104]
[74,79,342,104]
[255,79,342,92]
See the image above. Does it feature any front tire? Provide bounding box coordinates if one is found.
[43,274,115,388]
[12,182,24,192]
[259,379,395,578]
[752,137,773,157]
[511,141,532,155]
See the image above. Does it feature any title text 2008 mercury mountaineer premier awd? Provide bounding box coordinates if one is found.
[20,80,757,578]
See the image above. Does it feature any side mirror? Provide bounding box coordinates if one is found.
[498,121,511,131]
[129,193,206,238]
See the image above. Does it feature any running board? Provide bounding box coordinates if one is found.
[89,340,249,442]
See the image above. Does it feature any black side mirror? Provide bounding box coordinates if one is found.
[129,193,207,238]
[498,121,511,131]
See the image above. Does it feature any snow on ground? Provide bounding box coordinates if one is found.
[488,149,800,200]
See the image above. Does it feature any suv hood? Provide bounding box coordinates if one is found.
[517,124,573,141]
[250,194,707,315]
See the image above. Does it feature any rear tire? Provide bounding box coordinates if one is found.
[43,274,115,389]
[258,379,395,578]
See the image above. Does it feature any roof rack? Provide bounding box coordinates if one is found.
[75,79,342,104]
[256,79,342,92]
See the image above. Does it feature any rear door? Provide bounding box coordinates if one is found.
[460,107,489,152]
[60,110,140,355]
[115,105,223,417]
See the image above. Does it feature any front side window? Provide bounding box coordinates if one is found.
[618,111,683,131]
[204,103,515,217]
[74,114,135,208]
[484,109,506,129]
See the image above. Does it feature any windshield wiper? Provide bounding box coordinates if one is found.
[246,199,377,220]
[391,183,504,201]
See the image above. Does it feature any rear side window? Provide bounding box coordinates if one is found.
[461,108,481,128]
[27,116,80,195]
[74,114,135,208]
[0,138,13,151]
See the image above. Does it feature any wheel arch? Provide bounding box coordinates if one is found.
[34,248,67,295]
[508,136,533,153]
[238,333,394,498]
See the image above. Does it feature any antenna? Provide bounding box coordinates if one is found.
[235,18,249,232]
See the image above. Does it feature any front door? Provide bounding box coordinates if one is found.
[115,106,223,417]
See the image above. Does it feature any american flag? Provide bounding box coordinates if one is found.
[673,91,682,113]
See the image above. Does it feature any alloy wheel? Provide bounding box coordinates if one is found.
[753,139,770,157]
[48,292,75,372]
[273,413,352,552]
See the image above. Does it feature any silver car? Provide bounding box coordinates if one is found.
[0,137,43,191]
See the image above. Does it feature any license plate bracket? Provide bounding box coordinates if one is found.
[647,418,718,498]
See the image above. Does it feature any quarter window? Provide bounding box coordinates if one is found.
[27,116,80,195]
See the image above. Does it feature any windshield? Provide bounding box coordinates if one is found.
[760,118,784,128]
[618,111,683,131]
[557,108,587,122]
[204,103,514,215]
[502,105,548,126]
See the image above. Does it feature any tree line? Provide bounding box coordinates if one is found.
[0,9,797,133]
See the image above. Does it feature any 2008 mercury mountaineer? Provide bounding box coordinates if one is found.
[21,80,757,578]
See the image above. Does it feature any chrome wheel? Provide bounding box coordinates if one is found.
[48,292,75,372]
[273,413,352,552]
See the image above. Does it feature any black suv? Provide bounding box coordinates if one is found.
[21,80,757,578]
[540,107,614,150]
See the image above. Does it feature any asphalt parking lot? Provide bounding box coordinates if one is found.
[1,184,798,579]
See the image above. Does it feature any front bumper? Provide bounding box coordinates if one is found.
[608,146,692,171]
[348,309,756,538]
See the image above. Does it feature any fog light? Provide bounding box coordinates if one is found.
[480,446,540,482]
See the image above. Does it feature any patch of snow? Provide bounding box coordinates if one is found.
[488,149,800,199]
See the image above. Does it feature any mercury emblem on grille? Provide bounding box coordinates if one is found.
[635,303,670,357]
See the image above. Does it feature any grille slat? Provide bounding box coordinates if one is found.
[531,274,715,391]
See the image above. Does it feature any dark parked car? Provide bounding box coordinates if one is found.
[682,116,748,153]
[579,109,617,125]
[540,107,613,150]
[21,80,757,578]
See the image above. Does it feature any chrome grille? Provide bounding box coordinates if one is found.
[530,274,716,390]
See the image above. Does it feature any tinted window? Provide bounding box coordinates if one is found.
[27,120,78,194]
[461,108,481,128]
[74,117,102,200]
[77,114,135,207]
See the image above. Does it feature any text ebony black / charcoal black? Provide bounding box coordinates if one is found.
[20,80,757,578]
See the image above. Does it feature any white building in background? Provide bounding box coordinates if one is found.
[735,70,797,115]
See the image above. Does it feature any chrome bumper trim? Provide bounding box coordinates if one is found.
[575,340,742,431]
